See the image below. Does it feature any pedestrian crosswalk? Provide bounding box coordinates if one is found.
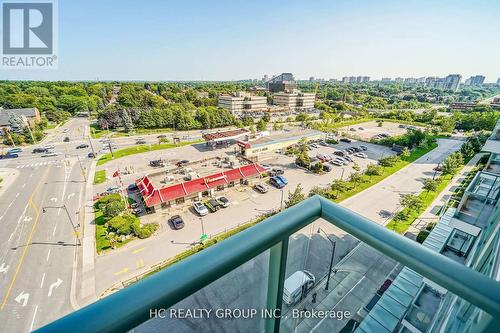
[15,159,63,169]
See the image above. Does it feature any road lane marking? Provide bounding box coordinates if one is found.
[8,233,14,242]
[47,278,62,297]
[40,273,46,288]
[0,263,9,274]
[46,249,51,262]
[21,183,26,188]
[7,202,13,208]
[114,267,129,276]
[14,291,29,307]
[15,193,19,198]
[30,305,38,332]
[52,225,57,236]
[132,247,145,254]
[136,259,144,269]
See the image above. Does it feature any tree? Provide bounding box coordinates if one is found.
[295,151,311,168]
[295,113,309,122]
[349,172,364,184]
[308,186,330,198]
[422,178,438,193]
[285,184,305,208]
[331,179,348,197]
[442,152,464,175]
[352,163,361,172]
[379,155,400,167]
[103,200,126,217]
[401,147,410,159]
[256,119,267,132]
[399,194,423,212]
[122,109,134,133]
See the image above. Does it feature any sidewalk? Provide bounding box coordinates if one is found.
[406,153,485,236]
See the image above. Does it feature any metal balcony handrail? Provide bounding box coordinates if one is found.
[36,196,500,333]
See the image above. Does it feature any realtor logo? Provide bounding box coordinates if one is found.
[1,0,58,68]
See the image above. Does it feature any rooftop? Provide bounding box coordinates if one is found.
[202,128,249,142]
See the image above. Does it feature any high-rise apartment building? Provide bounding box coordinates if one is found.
[443,74,462,92]
[469,75,486,86]
[267,73,297,93]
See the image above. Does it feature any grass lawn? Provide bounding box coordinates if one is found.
[386,174,453,234]
[332,143,438,203]
[96,140,202,166]
[90,124,110,139]
[93,170,106,184]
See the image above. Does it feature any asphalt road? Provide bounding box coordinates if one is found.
[0,119,91,332]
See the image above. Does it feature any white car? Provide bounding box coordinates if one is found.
[261,164,272,171]
[331,160,343,166]
[193,201,209,216]
[354,152,367,158]
[43,144,55,150]
[335,158,349,165]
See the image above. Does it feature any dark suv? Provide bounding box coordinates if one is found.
[169,215,185,230]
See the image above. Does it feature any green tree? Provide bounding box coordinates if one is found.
[422,178,438,193]
[352,163,361,172]
[256,119,267,131]
[442,152,464,175]
[122,109,134,133]
[285,184,305,208]
[331,179,348,197]
[349,172,364,184]
[295,151,311,168]
[399,194,423,213]
[365,164,382,176]
[103,200,126,217]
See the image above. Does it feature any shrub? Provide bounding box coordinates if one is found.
[103,200,126,217]
[416,230,430,243]
[136,223,159,239]
[378,155,400,167]
[365,164,382,176]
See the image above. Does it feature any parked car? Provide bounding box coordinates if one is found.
[335,158,349,165]
[331,160,343,166]
[131,202,140,209]
[169,215,185,230]
[88,152,96,158]
[323,164,332,172]
[205,199,221,212]
[340,138,352,143]
[63,137,70,142]
[176,160,189,167]
[398,124,406,128]
[269,167,285,176]
[33,147,49,153]
[275,175,288,185]
[216,196,230,208]
[7,147,22,154]
[255,183,269,193]
[43,144,55,149]
[359,145,367,151]
[261,164,272,171]
[149,159,165,167]
[106,186,120,193]
[76,144,89,149]
[41,152,59,157]
[283,270,315,305]
[132,208,142,215]
[358,127,364,130]
[193,201,209,216]
[349,128,356,132]
[127,183,139,192]
[270,176,286,189]
[310,143,318,148]
[136,140,147,144]
[354,152,367,158]
[343,155,353,162]
[0,153,18,159]
[333,150,345,157]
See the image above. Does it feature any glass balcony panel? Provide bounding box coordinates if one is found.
[132,249,270,333]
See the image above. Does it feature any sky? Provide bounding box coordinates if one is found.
[1,0,500,82]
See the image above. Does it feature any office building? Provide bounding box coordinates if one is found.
[394,77,404,83]
[273,90,315,112]
[218,92,267,117]
[381,78,392,83]
[497,78,500,85]
[267,73,297,92]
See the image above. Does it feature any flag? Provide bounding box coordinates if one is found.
[113,170,120,178]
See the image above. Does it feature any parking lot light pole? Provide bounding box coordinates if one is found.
[317,227,336,291]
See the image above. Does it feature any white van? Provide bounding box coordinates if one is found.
[283,270,316,305]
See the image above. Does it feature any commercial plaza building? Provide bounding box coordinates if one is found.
[39,122,500,332]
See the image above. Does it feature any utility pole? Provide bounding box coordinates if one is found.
[42,205,81,246]
[317,227,336,291]
[108,141,114,158]
[88,136,96,156]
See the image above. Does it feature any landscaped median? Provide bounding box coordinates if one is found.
[93,170,106,184]
[96,140,202,166]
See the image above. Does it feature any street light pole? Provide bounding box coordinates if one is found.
[317,227,336,291]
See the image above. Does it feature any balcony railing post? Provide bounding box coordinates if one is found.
[265,238,289,333]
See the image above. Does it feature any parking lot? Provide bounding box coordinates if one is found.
[121,138,396,243]
[338,120,424,141]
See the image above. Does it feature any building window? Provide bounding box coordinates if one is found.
[446,229,475,256]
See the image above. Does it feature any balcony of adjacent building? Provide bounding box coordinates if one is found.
[484,153,500,175]
[455,172,500,229]
[36,196,500,333]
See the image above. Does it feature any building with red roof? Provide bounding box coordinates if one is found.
[136,163,266,210]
